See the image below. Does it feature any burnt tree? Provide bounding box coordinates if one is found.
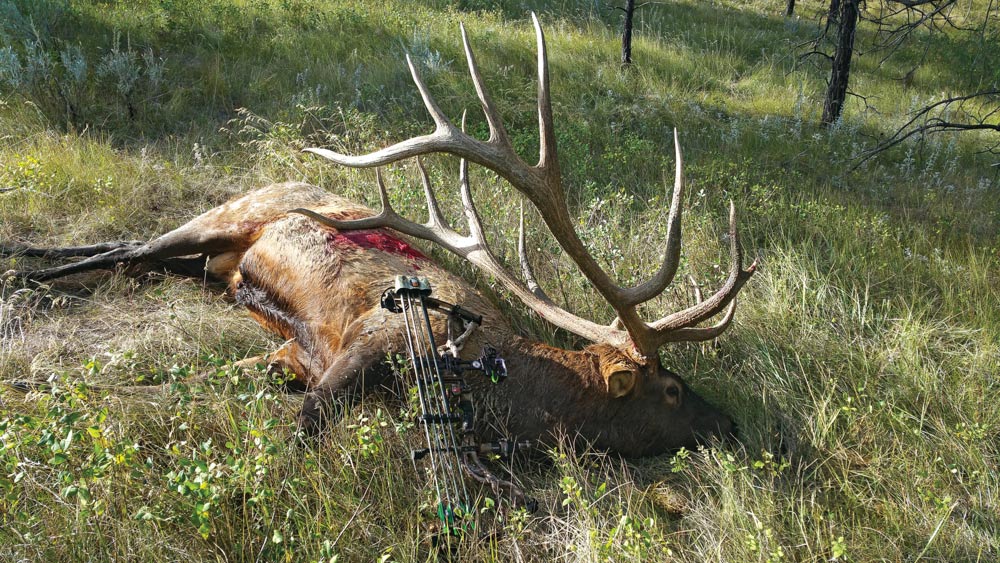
[619,0,638,66]
[822,0,860,125]
[804,0,964,127]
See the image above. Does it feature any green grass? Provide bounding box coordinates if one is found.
[2,0,999,561]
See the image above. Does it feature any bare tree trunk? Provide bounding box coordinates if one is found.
[821,0,859,126]
[622,0,636,66]
[786,0,795,17]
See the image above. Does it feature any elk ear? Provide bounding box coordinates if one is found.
[606,370,637,398]
[596,345,638,398]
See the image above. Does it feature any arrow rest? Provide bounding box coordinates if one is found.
[382,275,536,539]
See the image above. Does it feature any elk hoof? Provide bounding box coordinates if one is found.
[295,398,331,443]
[522,496,539,514]
[295,412,322,441]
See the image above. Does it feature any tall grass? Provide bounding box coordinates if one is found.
[2,0,998,561]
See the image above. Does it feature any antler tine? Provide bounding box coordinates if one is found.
[375,168,391,212]
[303,29,538,197]
[648,201,757,345]
[461,23,510,148]
[660,298,740,343]
[292,169,464,255]
[532,13,559,175]
[620,129,685,306]
[303,54,465,167]
[663,273,738,343]
[457,112,488,246]
[687,274,703,304]
[288,169,398,229]
[518,202,545,296]
[304,52,461,167]
[406,54,453,132]
[415,157,448,230]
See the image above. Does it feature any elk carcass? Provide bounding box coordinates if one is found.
[3,15,756,458]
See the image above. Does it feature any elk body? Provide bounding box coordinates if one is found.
[3,16,755,457]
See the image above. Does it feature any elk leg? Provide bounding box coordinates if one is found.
[0,245,219,281]
[3,227,240,283]
[4,246,163,281]
[296,348,391,437]
[224,340,311,393]
[5,341,305,396]
[1,241,145,258]
[2,242,145,281]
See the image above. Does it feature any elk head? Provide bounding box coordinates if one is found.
[293,14,757,454]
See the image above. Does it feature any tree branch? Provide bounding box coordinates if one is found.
[854,90,1000,168]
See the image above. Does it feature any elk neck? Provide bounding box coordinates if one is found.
[469,336,630,445]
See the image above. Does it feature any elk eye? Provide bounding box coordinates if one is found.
[664,384,681,404]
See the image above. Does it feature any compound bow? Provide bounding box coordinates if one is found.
[382,275,536,536]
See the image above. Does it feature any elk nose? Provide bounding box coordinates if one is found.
[710,415,737,444]
[727,420,740,442]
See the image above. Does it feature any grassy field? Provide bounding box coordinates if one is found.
[1,0,998,561]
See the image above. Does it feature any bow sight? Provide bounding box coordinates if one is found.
[382,275,535,535]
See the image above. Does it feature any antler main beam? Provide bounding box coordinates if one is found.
[302,14,756,359]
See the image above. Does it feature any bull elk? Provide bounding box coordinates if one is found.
[3,15,756,458]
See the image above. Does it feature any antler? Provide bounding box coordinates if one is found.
[300,14,757,360]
